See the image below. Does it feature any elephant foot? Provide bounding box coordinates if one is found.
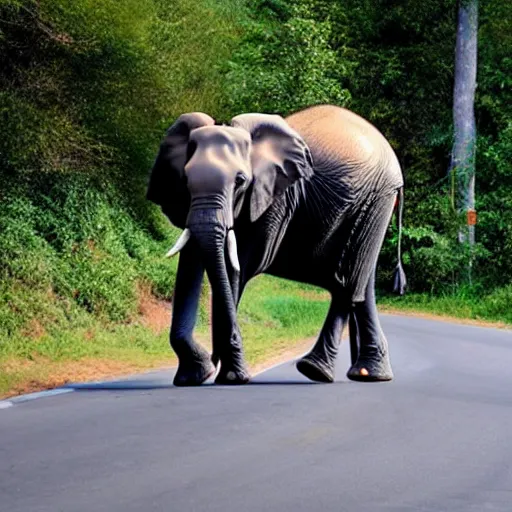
[215,362,250,385]
[173,352,216,387]
[296,354,335,383]
[347,352,393,382]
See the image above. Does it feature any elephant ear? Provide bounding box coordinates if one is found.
[231,113,313,222]
[147,112,215,228]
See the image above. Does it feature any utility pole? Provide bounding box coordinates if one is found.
[449,0,478,281]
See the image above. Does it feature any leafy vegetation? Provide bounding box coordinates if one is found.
[0,0,511,396]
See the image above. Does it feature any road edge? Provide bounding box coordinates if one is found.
[2,312,509,409]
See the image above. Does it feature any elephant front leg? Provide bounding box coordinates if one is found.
[347,270,393,382]
[170,243,215,386]
[210,270,250,385]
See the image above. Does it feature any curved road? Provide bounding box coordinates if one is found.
[1,315,512,512]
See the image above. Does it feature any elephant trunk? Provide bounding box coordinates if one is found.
[165,194,239,268]
[187,208,243,368]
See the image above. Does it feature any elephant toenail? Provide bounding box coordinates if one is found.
[360,368,369,376]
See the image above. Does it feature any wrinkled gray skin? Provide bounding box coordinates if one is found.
[147,105,404,386]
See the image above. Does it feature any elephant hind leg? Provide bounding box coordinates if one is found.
[343,193,397,382]
[296,295,350,383]
[346,268,393,382]
[296,354,340,383]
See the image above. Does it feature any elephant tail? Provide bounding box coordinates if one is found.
[392,187,407,295]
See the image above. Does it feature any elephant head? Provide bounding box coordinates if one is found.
[147,112,313,287]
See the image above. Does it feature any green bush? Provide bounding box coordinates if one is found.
[0,177,179,333]
[225,0,351,116]
[476,286,512,324]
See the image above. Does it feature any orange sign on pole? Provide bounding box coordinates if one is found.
[467,209,477,226]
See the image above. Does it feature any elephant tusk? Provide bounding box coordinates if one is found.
[227,230,240,272]
[165,228,191,258]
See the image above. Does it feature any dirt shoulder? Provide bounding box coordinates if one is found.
[0,357,176,400]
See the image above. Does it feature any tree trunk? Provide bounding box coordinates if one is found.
[450,0,478,256]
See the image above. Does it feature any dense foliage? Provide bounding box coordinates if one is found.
[0,0,511,349]
[227,0,512,299]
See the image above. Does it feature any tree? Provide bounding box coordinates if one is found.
[449,0,478,258]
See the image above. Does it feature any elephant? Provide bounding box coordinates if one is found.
[147,104,405,386]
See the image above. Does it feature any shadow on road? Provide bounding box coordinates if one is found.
[247,380,324,386]
[64,377,327,392]
[66,380,175,391]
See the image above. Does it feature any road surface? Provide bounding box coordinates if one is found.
[1,314,512,512]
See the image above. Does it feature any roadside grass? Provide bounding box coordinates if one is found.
[0,312,175,398]
[379,285,512,326]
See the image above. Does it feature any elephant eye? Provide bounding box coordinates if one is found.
[235,174,247,188]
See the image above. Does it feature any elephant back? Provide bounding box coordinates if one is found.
[286,105,403,193]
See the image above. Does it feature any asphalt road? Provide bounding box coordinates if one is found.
[1,314,512,512]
